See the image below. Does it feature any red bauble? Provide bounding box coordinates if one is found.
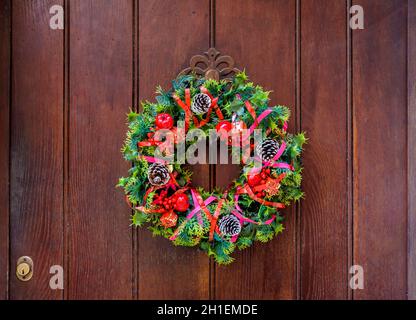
[247,174,262,187]
[160,211,178,228]
[172,193,190,212]
[155,113,174,129]
[216,120,232,132]
[216,120,232,139]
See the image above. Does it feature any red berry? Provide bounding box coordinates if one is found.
[155,113,174,129]
[171,193,190,212]
[266,169,271,174]
[260,179,266,185]
[261,173,267,179]
[247,174,262,187]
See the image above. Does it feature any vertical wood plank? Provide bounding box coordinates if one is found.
[347,0,353,301]
[300,0,348,299]
[137,0,210,300]
[409,0,416,301]
[10,0,64,299]
[353,0,407,299]
[215,0,297,299]
[131,0,139,301]
[0,0,11,301]
[68,0,133,299]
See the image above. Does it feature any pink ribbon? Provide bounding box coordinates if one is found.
[242,108,274,141]
[250,141,293,175]
[141,155,168,164]
[169,191,218,241]
[189,190,217,226]
[272,162,294,170]
[230,193,276,242]
[232,209,276,226]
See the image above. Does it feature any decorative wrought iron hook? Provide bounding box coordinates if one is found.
[178,48,240,81]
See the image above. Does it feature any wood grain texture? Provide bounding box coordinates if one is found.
[409,0,416,301]
[137,0,210,300]
[67,0,133,299]
[300,0,348,299]
[353,0,407,299]
[215,0,297,299]
[0,0,11,301]
[3,0,413,301]
[10,0,64,300]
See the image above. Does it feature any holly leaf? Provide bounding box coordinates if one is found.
[131,211,150,227]
[274,223,285,235]
[250,88,270,106]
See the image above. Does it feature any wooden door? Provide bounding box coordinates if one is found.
[0,0,414,300]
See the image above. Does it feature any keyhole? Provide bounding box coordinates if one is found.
[16,257,33,281]
[18,263,29,276]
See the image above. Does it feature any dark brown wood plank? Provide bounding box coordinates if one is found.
[137,0,210,300]
[0,0,11,301]
[353,0,407,299]
[409,0,416,301]
[346,0,353,301]
[215,0,297,299]
[68,0,133,299]
[10,0,64,300]
[300,0,348,299]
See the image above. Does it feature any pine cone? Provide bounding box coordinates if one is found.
[191,93,211,115]
[256,139,279,161]
[147,163,170,186]
[218,215,241,237]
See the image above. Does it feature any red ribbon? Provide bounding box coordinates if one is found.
[173,88,220,131]
[209,198,225,241]
[173,89,192,132]
[169,189,217,241]
[200,87,223,120]
[138,128,177,154]
[169,188,228,242]
[237,185,285,209]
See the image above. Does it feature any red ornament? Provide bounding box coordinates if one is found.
[160,211,178,228]
[216,120,233,139]
[216,120,232,132]
[171,193,190,212]
[155,113,174,129]
[247,174,262,187]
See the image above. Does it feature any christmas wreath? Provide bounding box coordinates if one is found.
[118,72,306,264]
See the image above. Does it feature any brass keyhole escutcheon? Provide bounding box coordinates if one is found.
[16,256,33,281]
